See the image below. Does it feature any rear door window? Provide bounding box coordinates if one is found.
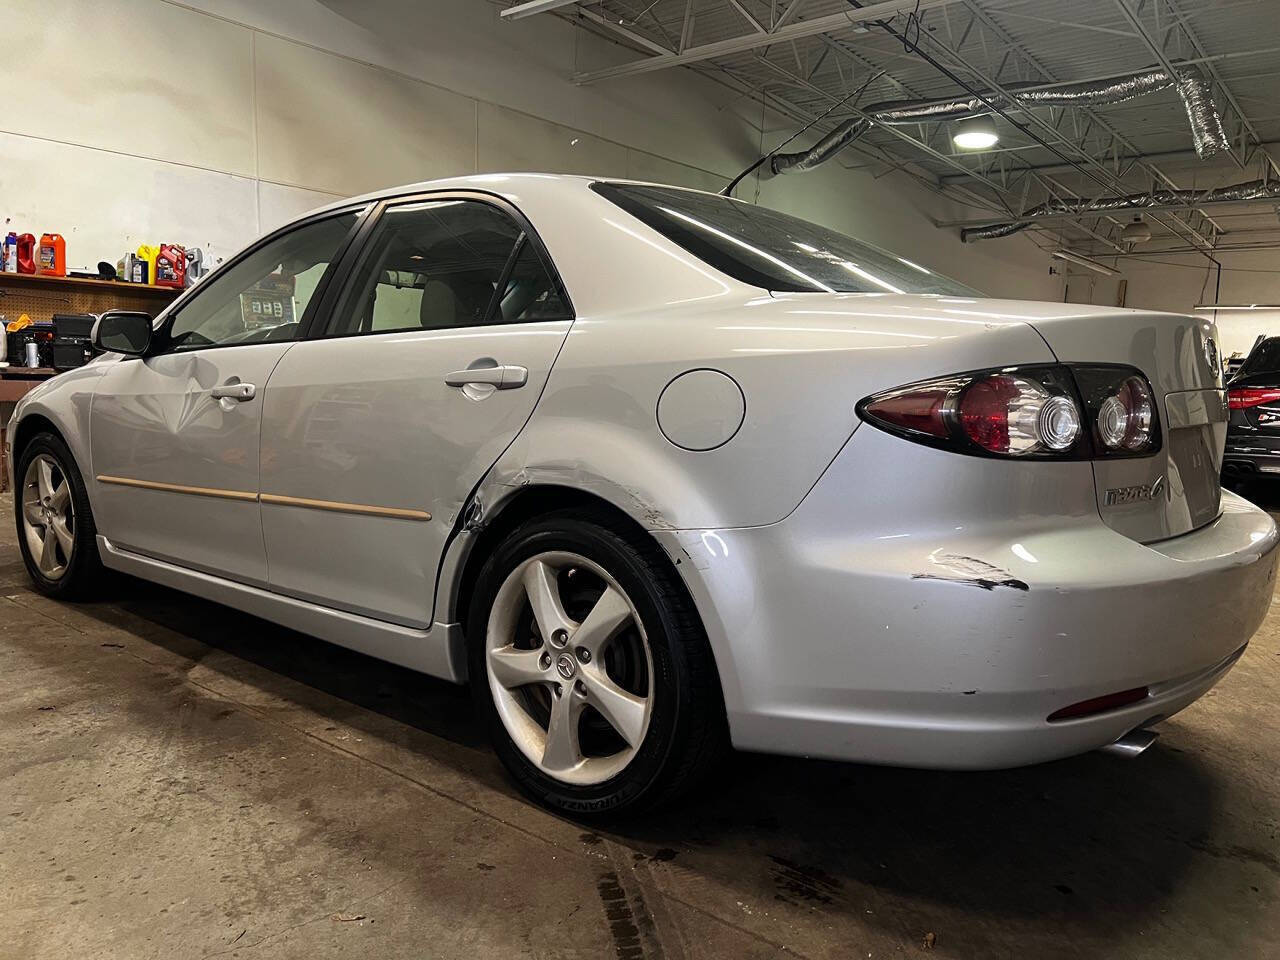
[323,199,567,336]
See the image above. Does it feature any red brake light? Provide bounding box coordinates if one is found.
[1228,387,1280,409]
[958,375,1018,452]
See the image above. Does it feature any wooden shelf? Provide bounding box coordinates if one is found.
[0,270,181,328]
[0,366,59,378]
[0,271,178,297]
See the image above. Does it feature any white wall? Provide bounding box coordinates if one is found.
[1,0,1057,299]
[1061,250,1280,362]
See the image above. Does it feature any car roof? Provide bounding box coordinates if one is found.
[301,173,727,219]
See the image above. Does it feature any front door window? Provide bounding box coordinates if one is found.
[163,212,359,352]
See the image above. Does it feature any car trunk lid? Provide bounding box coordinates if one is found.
[1026,309,1225,543]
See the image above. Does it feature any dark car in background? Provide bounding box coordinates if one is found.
[1224,336,1280,483]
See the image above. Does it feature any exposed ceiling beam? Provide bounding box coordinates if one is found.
[571,0,960,84]
[499,0,578,21]
[726,0,767,35]
[938,194,1280,228]
[939,0,1218,251]
[1078,240,1280,257]
[773,0,809,32]
[571,5,672,56]
[940,142,1280,183]
[1112,0,1242,169]
[752,57,1016,197]
[1159,0,1280,178]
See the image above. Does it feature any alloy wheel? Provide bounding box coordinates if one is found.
[21,454,76,580]
[485,551,654,786]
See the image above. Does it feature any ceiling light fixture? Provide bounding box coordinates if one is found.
[1052,250,1120,277]
[1121,216,1152,244]
[952,116,998,150]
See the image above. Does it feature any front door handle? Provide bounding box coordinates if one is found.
[444,365,528,390]
[211,382,257,402]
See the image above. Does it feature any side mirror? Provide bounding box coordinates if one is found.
[92,310,153,357]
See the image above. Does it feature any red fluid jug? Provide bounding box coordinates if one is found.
[15,234,36,274]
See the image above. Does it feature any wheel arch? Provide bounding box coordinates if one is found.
[443,481,731,714]
[11,412,63,469]
[447,483,662,633]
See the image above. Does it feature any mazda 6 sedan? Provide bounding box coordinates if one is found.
[10,174,1278,815]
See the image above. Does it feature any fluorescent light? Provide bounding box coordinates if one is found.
[953,116,998,150]
[896,256,932,275]
[1052,249,1119,277]
[1193,303,1280,311]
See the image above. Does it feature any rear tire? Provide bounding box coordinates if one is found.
[468,509,726,816]
[14,432,105,600]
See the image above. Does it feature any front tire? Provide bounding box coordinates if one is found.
[468,510,726,816]
[15,432,104,600]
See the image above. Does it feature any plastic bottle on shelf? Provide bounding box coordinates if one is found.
[38,233,66,276]
[2,233,16,272]
[135,244,159,285]
[154,243,186,288]
[15,234,36,274]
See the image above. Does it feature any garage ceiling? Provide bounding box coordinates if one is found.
[500,0,1280,259]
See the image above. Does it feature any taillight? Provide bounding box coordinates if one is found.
[1228,387,1280,409]
[958,374,1081,454]
[858,364,1159,460]
[1072,366,1158,455]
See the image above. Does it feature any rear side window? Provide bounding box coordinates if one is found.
[497,240,570,322]
[324,199,567,337]
[592,181,980,296]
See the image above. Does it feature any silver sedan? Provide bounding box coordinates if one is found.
[9,175,1277,815]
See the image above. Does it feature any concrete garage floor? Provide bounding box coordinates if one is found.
[2,498,1278,960]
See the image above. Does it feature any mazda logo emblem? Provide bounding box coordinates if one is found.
[555,654,576,680]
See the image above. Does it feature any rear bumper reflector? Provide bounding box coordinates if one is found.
[1047,686,1149,722]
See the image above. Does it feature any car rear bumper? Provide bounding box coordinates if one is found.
[659,476,1278,770]
[1223,444,1280,476]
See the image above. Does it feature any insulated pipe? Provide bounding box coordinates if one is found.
[770,118,871,174]
[767,66,1228,177]
[961,178,1280,242]
[865,68,1174,124]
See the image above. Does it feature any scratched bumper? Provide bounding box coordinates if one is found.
[657,427,1279,770]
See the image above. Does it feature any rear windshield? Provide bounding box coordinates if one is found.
[1238,337,1280,377]
[592,181,982,296]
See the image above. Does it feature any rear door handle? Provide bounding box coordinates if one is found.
[444,365,528,390]
[211,382,257,401]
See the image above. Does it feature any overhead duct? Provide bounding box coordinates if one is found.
[768,66,1228,176]
[864,68,1175,124]
[771,118,871,174]
[961,178,1280,242]
[1175,69,1230,160]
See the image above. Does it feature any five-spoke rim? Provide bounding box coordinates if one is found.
[486,551,653,786]
[21,454,75,580]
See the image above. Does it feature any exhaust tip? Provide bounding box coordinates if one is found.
[1097,728,1158,759]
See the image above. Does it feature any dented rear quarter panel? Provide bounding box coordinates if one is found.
[474,293,1061,533]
